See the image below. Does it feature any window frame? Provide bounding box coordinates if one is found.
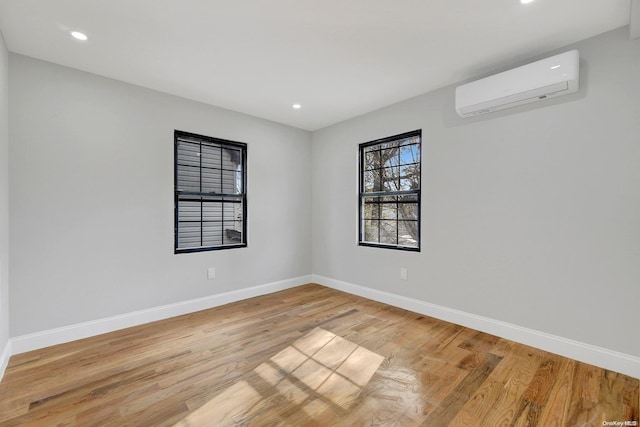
[358,130,421,252]
[174,130,247,254]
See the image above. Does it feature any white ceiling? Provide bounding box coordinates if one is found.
[0,0,632,131]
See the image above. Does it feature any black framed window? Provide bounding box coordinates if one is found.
[359,130,421,251]
[174,130,247,253]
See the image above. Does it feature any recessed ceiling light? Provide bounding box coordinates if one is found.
[70,31,88,41]
[292,104,302,110]
[520,0,535,4]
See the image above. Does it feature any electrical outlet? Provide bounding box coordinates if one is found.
[400,267,408,281]
[207,267,216,280]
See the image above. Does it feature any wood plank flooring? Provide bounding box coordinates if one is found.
[0,284,637,426]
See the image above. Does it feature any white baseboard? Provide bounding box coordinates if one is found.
[311,274,640,380]
[0,338,11,382]
[11,275,311,355]
[8,274,640,380]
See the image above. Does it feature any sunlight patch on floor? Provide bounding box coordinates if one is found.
[174,327,385,425]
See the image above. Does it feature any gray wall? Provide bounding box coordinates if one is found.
[0,32,9,353]
[6,26,640,361]
[311,27,640,357]
[9,55,312,336]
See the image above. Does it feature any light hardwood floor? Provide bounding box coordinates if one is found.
[0,284,637,426]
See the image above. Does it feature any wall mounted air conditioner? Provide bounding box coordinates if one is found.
[455,49,579,118]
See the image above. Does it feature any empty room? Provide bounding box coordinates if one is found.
[0,1,639,426]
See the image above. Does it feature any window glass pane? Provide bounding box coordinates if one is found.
[364,150,381,171]
[177,142,201,167]
[220,170,236,193]
[178,201,201,221]
[202,222,223,246]
[399,164,419,191]
[177,221,201,249]
[233,201,243,221]
[380,203,397,220]
[398,203,418,221]
[398,221,419,247]
[201,168,221,193]
[222,201,238,222]
[399,143,420,164]
[382,152,400,168]
[202,202,221,222]
[382,147,401,168]
[234,171,243,194]
[224,222,243,244]
[379,220,398,245]
[363,220,379,243]
[177,165,200,192]
[363,199,378,220]
[200,144,221,167]
[363,170,377,192]
[223,147,241,169]
[380,166,400,192]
